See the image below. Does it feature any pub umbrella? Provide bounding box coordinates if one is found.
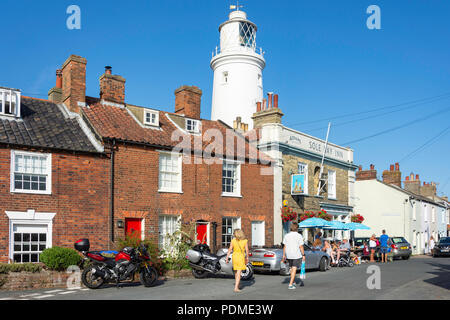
[345,222,371,230]
[298,217,333,228]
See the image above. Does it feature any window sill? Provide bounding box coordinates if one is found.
[158,189,183,194]
[11,190,52,195]
[221,193,242,198]
[327,197,337,201]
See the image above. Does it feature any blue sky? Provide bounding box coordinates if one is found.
[1,0,449,197]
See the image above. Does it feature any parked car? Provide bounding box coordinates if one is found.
[433,237,450,257]
[249,244,329,275]
[353,236,411,261]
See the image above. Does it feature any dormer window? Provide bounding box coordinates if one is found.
[185,119,200,133]
[0,87,21,118]
[143,109,159,126]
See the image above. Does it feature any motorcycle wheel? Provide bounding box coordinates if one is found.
[81,266,105,289]
[140,267,158,287]
[240,264,254,281]
[192,269,208,279]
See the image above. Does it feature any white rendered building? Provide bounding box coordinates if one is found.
[210,9,265,129]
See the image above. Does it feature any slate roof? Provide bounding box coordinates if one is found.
[83,101,272,163]
[0,97,100,153]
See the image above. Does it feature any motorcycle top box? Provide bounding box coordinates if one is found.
[186,249,202,263]
[74,239,90,252]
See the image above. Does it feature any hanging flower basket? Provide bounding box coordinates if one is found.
[351,214,364,223]
[299,209,333,222]
[281,206,297,223]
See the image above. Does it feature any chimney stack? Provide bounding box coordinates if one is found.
[356,164,377,181]
[48,69,63,103]
[404,172,421,194]
[174,85,202,119]
[251,92,284,129]
[61,55,87,113]
[382,163,402,187]
[99,66,126,104]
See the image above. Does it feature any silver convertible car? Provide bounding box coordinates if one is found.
[249,244,329,275]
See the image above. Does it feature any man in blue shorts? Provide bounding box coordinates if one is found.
[379,230,389,263]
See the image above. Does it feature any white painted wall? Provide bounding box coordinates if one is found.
[354,180,409,239]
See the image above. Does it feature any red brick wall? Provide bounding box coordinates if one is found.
[0,147,110,263]
[112,143,274,249]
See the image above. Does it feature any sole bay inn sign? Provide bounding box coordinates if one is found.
[281,126,354,164]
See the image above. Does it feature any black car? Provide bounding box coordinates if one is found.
[433,237,450,257]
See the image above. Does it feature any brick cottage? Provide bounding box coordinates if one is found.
[0,54,275,263]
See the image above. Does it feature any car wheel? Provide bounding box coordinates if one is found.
[319,257,328,272]
[402,255,410,260]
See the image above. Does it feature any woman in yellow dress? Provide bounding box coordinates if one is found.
[225,229,249,292]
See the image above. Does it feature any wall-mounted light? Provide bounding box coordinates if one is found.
[117,220,124,228]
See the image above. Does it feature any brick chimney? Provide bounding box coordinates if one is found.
[48,69,63,103]
[252,92,284,129]
[382,162,402,187]
[356,164,377,181]
[61,55,87,113]
[174,85,202,119]
[421,181,437,197]
[404,172,421,194]
[99,66,126,104]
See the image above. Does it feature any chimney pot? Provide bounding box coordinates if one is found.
[105,66,112,74]
[256,102,261,112]
[56,69,63,89]
[416,174,420,180]
[358,165,362,171]
[390,164,395,171]
[274,94,279,108]
[262,98,267,110]
[370,164,374,170]
[395,162,400,171]
[405,176,409,181]
[267,92,273,109]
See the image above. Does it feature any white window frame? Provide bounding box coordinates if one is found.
[432,207,435,223]
[10,150,52,195]
[185,118,200,134]
[413,204,417,221]
[222,217,241,248]
[221,160,242,197]
[158,215,180,250]
[298,162,308,195]
[0,88,21,118]
[143,109,159,127]
[6,209,55,263]
[328,169,336,199]
[158,151,183,193]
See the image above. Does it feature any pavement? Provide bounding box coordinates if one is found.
[0,256,448,300]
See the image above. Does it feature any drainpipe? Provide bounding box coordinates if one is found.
[110,139,116,246]
[212,222,217,253]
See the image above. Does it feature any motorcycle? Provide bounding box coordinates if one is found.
[74,239,158,289]
[185,244,253,280]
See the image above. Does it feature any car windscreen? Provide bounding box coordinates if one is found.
[438,238,450,244]
[354,238,369,246]
[391,237,407,244]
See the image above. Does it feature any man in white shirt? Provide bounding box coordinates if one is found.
[282,222,305,289]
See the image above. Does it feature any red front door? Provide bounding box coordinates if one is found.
[196,224,208,244]
[125,218,142,239]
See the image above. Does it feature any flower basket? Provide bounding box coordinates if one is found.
[281,206,297,223]
[351,214,364,223]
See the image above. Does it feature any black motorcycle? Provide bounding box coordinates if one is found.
[74,239,158,289]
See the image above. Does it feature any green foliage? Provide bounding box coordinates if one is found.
[159,219,196,271]
[0,263,43,274]
[39,247,82,271]
[116,232,165,274]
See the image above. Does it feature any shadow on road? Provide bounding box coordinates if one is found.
[99,278,166,289]
[424,258,450,291]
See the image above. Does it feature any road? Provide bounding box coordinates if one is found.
[0,256,449,300]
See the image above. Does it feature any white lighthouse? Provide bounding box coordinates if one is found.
[210,9,265,129]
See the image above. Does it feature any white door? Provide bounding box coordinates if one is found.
[252,221,265,247]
